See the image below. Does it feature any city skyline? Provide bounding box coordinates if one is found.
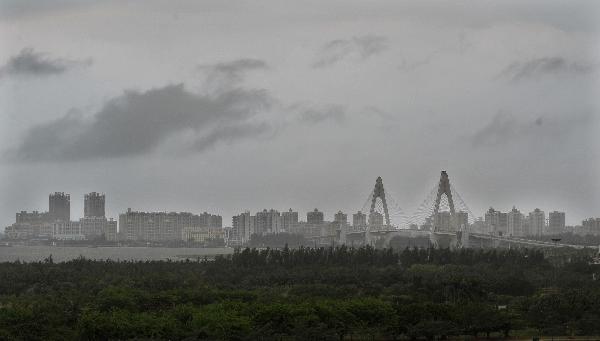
[3,183,591,229]
[8,181,599,248]
[1,2,600,340]
[1,1,599,230]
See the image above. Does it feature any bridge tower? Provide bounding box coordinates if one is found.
[370,176,391,226]
[433,171,456,231]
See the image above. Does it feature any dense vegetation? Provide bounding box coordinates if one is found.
[529,232,600,247]
[0,246,599,340]
[248,232,308,248]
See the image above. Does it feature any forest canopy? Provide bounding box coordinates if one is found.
[0,246,599,340]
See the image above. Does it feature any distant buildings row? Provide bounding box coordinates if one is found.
[229,207,600,245]
[474,207,573,237]
[229,208,406,245]
[3,192,600,245]
[120,209,222,243]
[4,192,222,244]
[5,192,118,241]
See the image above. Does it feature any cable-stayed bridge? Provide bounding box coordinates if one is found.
[338,171,593,250]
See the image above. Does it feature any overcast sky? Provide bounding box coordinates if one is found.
[0,0,599,228]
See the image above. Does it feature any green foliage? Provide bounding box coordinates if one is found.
[0,246,598,340]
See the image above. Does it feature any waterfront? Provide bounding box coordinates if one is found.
[0,245,233,262]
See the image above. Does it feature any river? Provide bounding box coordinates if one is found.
[0,245,234,262]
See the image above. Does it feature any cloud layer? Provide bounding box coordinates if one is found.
[199,58,268,90]
[469,110,592,148]
[498,57,594,81]
[5,57,348,162]
[293,103,346,125]
[7,83,273,161]
[0,48,90,78]
[312,35,387,68]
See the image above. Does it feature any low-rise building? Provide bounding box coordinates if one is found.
[182,226,225,244]
[53,221,85,240]
[119,209,222,242]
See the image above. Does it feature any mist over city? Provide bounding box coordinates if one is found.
[0,1,599,340]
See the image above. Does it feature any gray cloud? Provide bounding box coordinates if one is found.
[193,122,272,152]
[312,35,387,68]
[498,57,595,81]
[292,103,346,124]
[199,58,268,90]
[7,84,273,162]
[0,48,91,78]
[0,0,101,19]
[470,110,591,148]
[470,111,520,147]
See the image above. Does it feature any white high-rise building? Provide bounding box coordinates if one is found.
[232,211,255,244]
[507,207,525,237]
[548,211,565,235]
[255,209,282,235]
[281,209,299,232]
[528,208,545,237]
[352,211,367,227]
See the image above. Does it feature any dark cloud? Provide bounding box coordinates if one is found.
[312,35,387,68]
[498,57,595,81]
[0,48,91,78]
[193,122,272,152]
[0,0,100,19]
[292,103,346,124]
[470,111,519,147]
[6,84,273,162]
[470,111,591,147]
[199,58,268,90]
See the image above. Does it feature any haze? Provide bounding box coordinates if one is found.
[1,0,599,227]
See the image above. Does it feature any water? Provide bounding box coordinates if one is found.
[0,245,234,263]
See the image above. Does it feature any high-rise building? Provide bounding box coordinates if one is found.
[232,211,255,244]
[453,211,469,231]
[369,211,384,227]
[255,209,281,235]
[581,218,600,236]
[307,209,324,225]
[84,192,105,218]
[49,192,70,222]
[507,206,524,237]
[528,208,545,237]
[434,211,451,231]
[548,211,565,235]
[281,209,299,231]
[352,211,367,227]
[485,207,508,235]
[334,211,347,225]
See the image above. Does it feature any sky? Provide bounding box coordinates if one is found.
[0,0,599,228]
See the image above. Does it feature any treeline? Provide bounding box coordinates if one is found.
[247,233,308,248]
[529,232,600,246]
[0,247,599,340]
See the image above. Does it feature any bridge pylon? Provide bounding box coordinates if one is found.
[433,170,456,232]
[370,176,391,227]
